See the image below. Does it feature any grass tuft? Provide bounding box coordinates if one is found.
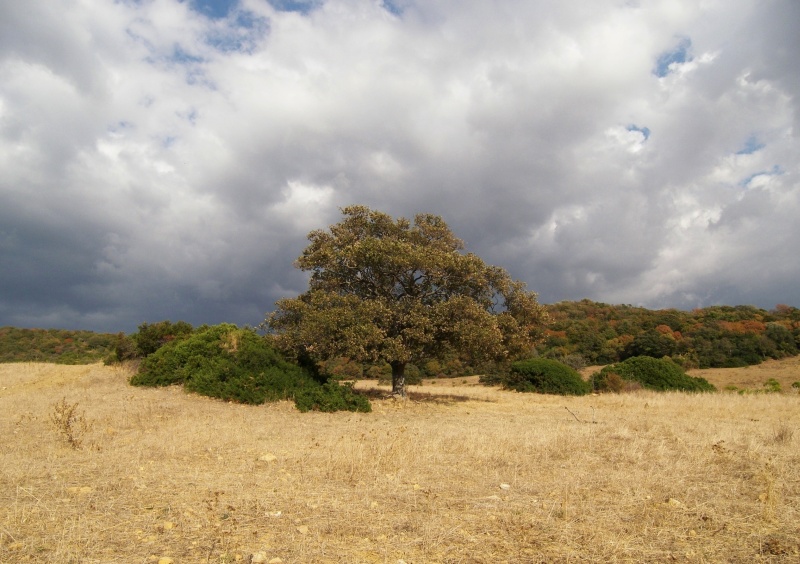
[48,397,89,449]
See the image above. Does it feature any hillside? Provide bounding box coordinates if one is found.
[542,300,800,369]
[3,299,799,372]
[0,327,118,364]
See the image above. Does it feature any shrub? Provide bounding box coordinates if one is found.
[49,398,89,449]
[132,325,303,397]
[133,320,194,357]
[130,323,371,411]
[294,381,372,413]
[592,356,716,393]
[377,363,422,385]
[763,378,782,393]
[502,359,590,396]
[320,357,364,380]
[365,362,391,380]
[422,359,442,377]
[560,353,587,371]
[592,371,644,393]
[544,352,587,371]
[477,360,512,386]
[104,332,138,365]
[599,372,625,393]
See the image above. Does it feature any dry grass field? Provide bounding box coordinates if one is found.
[1,360,799,563]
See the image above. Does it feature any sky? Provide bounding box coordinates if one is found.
[1,0,798,333]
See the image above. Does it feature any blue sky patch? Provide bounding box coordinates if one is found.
[267,0,322,14]
[736,135,765,155]
[190,0,238,19]
[739,165,783,187]
[382,0,407,16]
[653,37,692,77]
[171,44,205,64]
[189,0,323,18]
[205,10,270,53]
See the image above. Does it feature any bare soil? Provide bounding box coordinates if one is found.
[1,359,799,562]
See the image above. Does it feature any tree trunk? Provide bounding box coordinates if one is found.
[391,361,407,398]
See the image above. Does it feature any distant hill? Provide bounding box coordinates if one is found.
[541,300,800,369]
[0,327,118,364]
[3,300,799,370]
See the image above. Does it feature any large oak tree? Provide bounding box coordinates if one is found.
[267,206,548,397]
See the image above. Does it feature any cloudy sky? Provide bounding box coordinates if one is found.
[1,0,798,333]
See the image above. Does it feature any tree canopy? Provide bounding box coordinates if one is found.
[540,299,800,368]
[267,205,548,397]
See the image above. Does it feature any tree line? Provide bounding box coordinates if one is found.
[0,327,116,364]
[2,302,797,376]
[2,207,798,407]
[540,300,800,369]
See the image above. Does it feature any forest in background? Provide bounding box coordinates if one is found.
[0,327,116,364]
[540,300,800,370]
[1,300,799,371]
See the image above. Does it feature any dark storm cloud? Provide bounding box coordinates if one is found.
[0,0,798,332]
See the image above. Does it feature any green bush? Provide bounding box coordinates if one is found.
[294,381,372,413]
[104,332,139,365]
[320,357,364,380]
[763,378,782,393]
[592,356,716,393]
[502,358,590,396]
[130,324,371,411]
[365,362,391,380]
[130,325,302,395]
[133,320,194,357]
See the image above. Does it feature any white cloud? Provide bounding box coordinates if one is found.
[272,180,335,229]
[0,0,798,331]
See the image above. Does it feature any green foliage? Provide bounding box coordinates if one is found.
[593,356,716,393]
[765,323,798,355]
[130,324,371,411]
[131,324,307,398]
[365,362,392,380]
[625,329,680,359]
[378,363,422,385]
[133,320,194,357]
[763,378,782,393]
[543,351,586,371]
[502,358,590,396]
[320,357,364,380]
[404,363,422,383]
[0,327,117,364]
[541,300,800,370]
[294,381,372,413]
[104,332,138,365]
[478,371,506,386]
[267,205,548,397]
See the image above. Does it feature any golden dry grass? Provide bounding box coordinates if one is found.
[688,356,800,392]
[1,360,799,563]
